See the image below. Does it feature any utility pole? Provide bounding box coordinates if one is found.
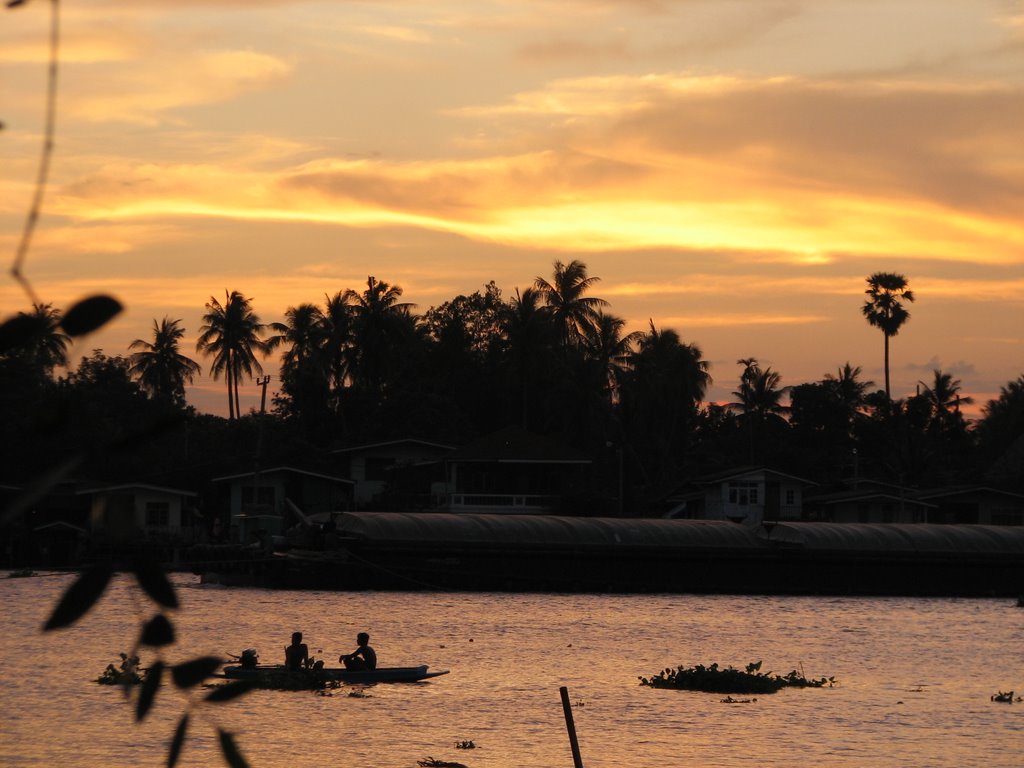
[257,375,271,414]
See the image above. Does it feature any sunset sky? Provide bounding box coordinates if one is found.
[3,0,1022,418]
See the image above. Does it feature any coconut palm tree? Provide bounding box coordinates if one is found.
[267,302,332,426]
[731,358,788,421]
[500,287,556,428]
[270,303,327,375]
[3,303,71,374]
[534,259,608,349]
[322,290,356,399]
[619,322,711,482]
[344,276,416,395]
[196,290,273,419]
[918,369,974,431]
[128,317,201,406]
[862,272,914,400]
[583,311,643,404]
[628,323,712,408]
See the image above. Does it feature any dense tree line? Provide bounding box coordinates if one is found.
[1,263,1021,512]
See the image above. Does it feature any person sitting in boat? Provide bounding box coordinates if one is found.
[340,632,376,670]
[285,631,309,670]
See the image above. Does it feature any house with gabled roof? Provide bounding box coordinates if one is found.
[331,438,455,508]
[663,466,816,524]
[211,466,354,543]
[436,425,592,514]
[802,485,936,524]
[911,486,1024,526]
[77,482,199,541]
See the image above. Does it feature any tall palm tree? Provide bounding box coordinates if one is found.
[267,303,332,425]
[196,290,273,419]
[500,287,556,428]
[534,259,608,349]
[128,317,201,406]
[344,276,416,395]
[862,272,914,400]
[269,303,327,375]
[620,322,711,482]
[583,311,643,404]
[322,290,356,399]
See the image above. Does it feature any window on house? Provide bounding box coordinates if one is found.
[145,501,170,527]
[784,489,796,506]
[727,482,758,505]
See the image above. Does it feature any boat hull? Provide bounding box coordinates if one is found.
[221,664,448,684]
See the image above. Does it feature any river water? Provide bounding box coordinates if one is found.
[1,572,1021,768]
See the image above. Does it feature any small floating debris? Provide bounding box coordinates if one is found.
[640,661,835,694]
[454,740,476,750]
[720,695,758,704]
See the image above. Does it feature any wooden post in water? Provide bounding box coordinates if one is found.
[559,685,584,768]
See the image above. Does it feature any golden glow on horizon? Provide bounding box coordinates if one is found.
[3,0,1022,418]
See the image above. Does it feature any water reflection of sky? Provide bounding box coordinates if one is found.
[1,574,1021,767]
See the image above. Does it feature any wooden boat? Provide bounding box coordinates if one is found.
[221,663,448,685]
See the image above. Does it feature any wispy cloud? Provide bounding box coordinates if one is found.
[64,50,292,125]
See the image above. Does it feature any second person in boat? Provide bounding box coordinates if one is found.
[340,631,377,670]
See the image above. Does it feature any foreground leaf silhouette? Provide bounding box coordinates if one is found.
[60,294,123,336]
[218,729,250,768]
[43,565,112,630]
[136,661,164,721]
[167,714,189,767]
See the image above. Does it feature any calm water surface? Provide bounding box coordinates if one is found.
[1,572,1022,767]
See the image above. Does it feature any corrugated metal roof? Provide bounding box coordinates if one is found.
[334,512,1024,555]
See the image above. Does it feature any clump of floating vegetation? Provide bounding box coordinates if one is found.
[990,691,1020,703]
[96,654,145,685]
[418,758,467,768]
[639,661,835,694]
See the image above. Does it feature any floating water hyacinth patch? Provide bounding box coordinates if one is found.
[639,661,835,694]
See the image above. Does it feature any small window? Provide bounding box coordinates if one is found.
[727,481,758,506]
[785,489,796,506]
[145,501,170,527]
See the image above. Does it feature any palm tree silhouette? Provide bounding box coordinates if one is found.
[500,287,556,428]
[918,369,974,431]
[128,317,201,406]
[344,276,416,395]
[322,291,356,406]
[270,303,327,375]
[9,303,70,374]
[618,322,710,482]
[628,323,712,408]
[583,311,642,405]
[731,358,788,420]
[862,272,914,401]
[534,259,608,349]
[196,290,273,419]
